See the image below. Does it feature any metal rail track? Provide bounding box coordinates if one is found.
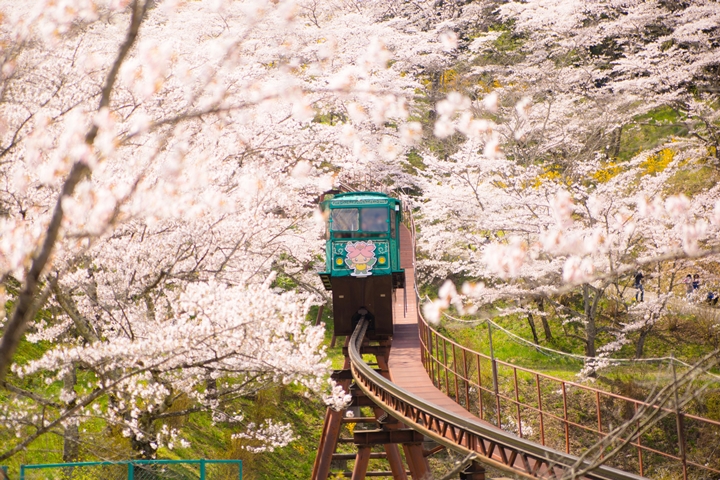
[348,317,648,480]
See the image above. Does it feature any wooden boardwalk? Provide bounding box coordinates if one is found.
[338,225,652,479]
[386,226,539,475]
[387,225,478,421]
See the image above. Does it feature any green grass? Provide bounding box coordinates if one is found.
[0,306,343,480]
[617,106,689,161]
[227,304,349,479]
[439,316,584,380]
[665,164,720,196]
[402,149,427,176]
[308,304,346,370]
[5,287,718,478]
[437,305,720,388]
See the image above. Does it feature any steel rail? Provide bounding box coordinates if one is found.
[348,318,648,480]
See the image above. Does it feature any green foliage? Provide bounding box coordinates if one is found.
[312,110,346,126]
[665,165,720,197]
[588,36,623,63]
[1,307,339,480]
[552,48,583,68]
[433,294,720,389]
[437,313,582,379]
[703,391,720,420]
[224,386,325,480]
[11,338,51,367]
[492,29,524,53]
[310,303,346,369]
[402,149,426,175]
[617,106,689,161]
[472,22,526,67]
[636,314,720,364]
[271,272,298,291]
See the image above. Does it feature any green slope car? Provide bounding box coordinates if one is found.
[318,192,405,338]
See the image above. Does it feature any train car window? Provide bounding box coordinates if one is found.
[332,232,386,238]
[331,208,359,231]
[390,210,396,239]
[361,207,388,232]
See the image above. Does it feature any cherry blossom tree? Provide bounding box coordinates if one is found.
[0,0,457,460]
[408,0,720,370]
[496,0,720,159]
[418,108,720,363]
[1,0,719,465]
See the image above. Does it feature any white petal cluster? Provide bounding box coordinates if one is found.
[232,419,295,453]
[322,379,352,411]
[0,0,465,457]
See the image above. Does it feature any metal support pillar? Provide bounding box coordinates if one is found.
[403,443,431,480]
[312,340,351,480]
[351,447,372,480]
[314,335,426,480]
[459,461,486,480]
[383,444,408,480]
[374,340,408,480]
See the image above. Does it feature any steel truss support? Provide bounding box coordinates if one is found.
[312,339,352,480]
[312,337,430,480]
[460,461,486,480]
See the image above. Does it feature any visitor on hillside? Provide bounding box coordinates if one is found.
[634,271,644,302]
[706,291,719,306]
[692,274,701,291]
[683,274,693,299]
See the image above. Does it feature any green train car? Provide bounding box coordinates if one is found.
[318,192,405,338]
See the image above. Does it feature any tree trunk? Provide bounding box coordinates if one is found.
[583,284,597,358]
[62,365,80,462]
[538,298,553,341]
[0,0,150,382]
[206,369,217,401]
[610,126,622,158]
[131,413,158,459]
[527,312,540,345]
[636,326,652,359]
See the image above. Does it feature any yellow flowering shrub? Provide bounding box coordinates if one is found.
[640,148,674,175]
[592,162,623,183]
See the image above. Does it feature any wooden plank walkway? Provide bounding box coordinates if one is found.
[387,225,479,421]
[386,225,534,474]
[352,225,648,479]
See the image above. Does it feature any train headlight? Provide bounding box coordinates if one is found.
[378,256,386,265]
[335,257,344,266]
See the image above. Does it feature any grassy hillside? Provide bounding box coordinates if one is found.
[1,306,342,479]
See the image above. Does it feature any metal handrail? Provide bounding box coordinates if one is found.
[348,318,647,480]
[18,459,242,480]
[403,205,720,478]
[418,323,719,474]
[418,318,720,427]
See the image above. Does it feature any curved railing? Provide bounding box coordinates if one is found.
[349,317,646,480]
[417,316,720,479]
[401,204,720,479]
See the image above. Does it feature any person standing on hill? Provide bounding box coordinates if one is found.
[706,291,719,306]
[683,274,693,299]
[692,274,701,291]
[634,271,644,302]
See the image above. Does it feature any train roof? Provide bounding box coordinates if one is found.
[322,191,401,207]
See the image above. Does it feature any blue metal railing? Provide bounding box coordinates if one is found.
[16,459,241,480]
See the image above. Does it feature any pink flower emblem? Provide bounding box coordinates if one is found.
[346,241,376,259]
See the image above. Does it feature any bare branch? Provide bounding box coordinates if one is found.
[0,0,150,382]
